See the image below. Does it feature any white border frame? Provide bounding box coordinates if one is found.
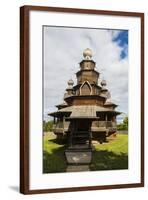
[29,10,141,190]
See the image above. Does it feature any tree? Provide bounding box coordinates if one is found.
[117,117,128,130]
[43,120,54,132]
[123,117,128,129]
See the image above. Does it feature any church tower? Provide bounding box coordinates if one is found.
[49,48,120,145]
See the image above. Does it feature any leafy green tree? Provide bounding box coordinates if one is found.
[117,117,128,130]
[123,117,128,129]
[43,120,54,132]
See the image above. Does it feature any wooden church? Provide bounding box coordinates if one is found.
[49,48,120,159]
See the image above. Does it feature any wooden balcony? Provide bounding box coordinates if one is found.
[53,121,70,134]
[91,121,116,132]
[53,121,116,134]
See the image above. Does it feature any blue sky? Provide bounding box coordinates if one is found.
[113,30,128,59]
[43,27,128,123]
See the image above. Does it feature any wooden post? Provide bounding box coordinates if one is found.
[63,116,65,135]
[89,120,92,148]
[105,114,108,128]
[69,120,73,147]
[105,114,109,138]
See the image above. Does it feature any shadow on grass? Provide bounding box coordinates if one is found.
[43,144,67,173]
[48,137,68,145]
[43,148,128,173]
[90,150,128,171]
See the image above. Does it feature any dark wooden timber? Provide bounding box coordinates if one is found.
[20,6,30,194]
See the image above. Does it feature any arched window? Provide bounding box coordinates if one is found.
[80,81,92,95]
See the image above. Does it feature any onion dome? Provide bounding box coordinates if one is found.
[66,79,74,92]
[83,48,92,60]
[101,79,107,87]
[67,79,74,86]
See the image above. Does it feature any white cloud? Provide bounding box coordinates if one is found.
[43,26,128,121]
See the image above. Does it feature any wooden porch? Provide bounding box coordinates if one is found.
[52,120,117,134]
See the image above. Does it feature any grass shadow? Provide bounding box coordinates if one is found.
[43,148,128,173]
[43,145,67,173]
[48,137,68,145]
[43,134,128,173]
[90,150,128,171]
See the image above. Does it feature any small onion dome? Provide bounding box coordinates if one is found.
[67,79,74,86]
[101,79,107,86]
[83,48,92,60]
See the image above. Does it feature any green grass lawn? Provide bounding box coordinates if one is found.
[43,132,128,173]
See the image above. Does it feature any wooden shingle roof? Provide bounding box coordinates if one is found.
[49,105,120,117]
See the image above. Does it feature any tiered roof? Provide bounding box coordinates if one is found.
[49,48,120,118]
